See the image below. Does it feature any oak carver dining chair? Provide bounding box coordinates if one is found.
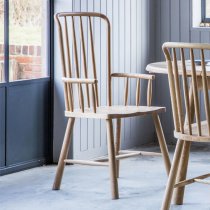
[161,42,210,210]
[53,12,171,199]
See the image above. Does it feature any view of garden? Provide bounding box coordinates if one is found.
[0,0,47,82]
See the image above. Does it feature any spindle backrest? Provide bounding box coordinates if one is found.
[163,42,210,138]
[54,12,111,113]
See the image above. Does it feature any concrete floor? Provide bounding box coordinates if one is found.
[1,144,210,210]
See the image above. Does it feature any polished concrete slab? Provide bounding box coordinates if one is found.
[1,144,210,210]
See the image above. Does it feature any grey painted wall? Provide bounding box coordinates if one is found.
[155,0,210,143]
[53,0,157,161]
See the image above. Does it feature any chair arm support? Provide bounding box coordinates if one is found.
[62,77,98,113]
[62,77,98,84]
[111,72,155,80]
[111,73,154,106]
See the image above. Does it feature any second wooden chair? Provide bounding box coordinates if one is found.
[162,42,210,209]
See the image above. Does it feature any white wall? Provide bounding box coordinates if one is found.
[53,0,158,162]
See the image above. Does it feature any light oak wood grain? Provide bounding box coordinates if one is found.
[161,42,210,210]
[54,12,170,200]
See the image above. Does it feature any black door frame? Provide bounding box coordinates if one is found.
[0,0,54,175]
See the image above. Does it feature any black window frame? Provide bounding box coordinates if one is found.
[202,0,210,23]
[0,0,54,175]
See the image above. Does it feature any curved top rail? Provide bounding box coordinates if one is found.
[54,12,110,24]
[163,42,210,50]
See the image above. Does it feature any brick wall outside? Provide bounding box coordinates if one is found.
[0,44,42,80]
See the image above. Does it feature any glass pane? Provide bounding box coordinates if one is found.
[206,0,210,18]
[9,0,48,81]
[0,0,4,82]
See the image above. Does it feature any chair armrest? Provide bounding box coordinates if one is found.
[111,72,155,80]
[62,77,98,84]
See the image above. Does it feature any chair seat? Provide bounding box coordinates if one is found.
[174,121,210,142]
[65,105,166,119]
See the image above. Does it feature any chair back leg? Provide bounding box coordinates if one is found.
[173,141,191,204]
[173,83,195,204]
[115,118,121,178]
[53,118,75,190]
[161,140,184,210]
[106,119,119,199]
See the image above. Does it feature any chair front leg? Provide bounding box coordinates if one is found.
[173,141,191,204]
[115,118,121,178]
[153,113,171,175]
[53,118,75,190]
[173,82,194,205]
[161,140,184,210]
[106,119,119,199]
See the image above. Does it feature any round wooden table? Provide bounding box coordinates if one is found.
[146,61,210,77]
[146,61,168,74]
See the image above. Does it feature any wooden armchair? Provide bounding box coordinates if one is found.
[161,42,210,209]
[53,12,170,199]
